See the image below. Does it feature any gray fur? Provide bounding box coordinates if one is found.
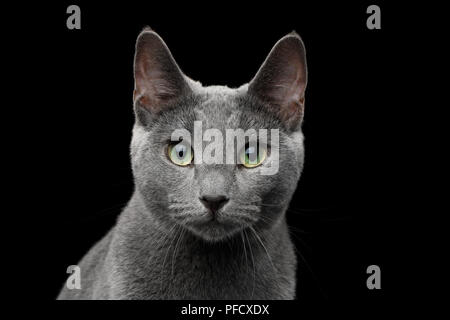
[58,29,307,300]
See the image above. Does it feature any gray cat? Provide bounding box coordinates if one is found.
[58,28,308,300]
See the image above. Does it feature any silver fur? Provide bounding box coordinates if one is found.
[58,29,307,300]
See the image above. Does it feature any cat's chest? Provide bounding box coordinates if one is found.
[160,252,268,299]
[116,243,288,299]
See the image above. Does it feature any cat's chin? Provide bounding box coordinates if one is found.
[184,220,246,242]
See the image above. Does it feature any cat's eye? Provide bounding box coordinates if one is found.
[240,143,267,168]
[168,142,193,166]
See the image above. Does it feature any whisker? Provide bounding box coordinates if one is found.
[160,224,181,295]
[249,226,276,273]
[240,231,249,272]
[287,224,311,235]
[147,223,176,271]
[244,229,256,299]
[171,227,185,277]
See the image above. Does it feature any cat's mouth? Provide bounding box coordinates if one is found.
[187,219,244,241]
[175,209,258,242]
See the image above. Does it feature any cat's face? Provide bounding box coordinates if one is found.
[130,29,307,242]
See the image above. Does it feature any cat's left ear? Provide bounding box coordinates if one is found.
[248,32,307,130]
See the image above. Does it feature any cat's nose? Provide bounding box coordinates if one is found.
[199,195,229,213]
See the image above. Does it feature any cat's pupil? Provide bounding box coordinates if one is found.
[246,145,258,162]
[176,145,186,158]
[246,146,256,155]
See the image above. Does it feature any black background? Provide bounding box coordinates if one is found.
[12,0,411,308]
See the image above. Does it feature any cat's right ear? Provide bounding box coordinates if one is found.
[133,29,190,125]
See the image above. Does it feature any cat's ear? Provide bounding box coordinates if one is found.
[248,32,308,130]
[133,29,190,123]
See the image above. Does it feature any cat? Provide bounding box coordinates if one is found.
[58,27,308,300]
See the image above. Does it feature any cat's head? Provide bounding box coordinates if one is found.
[130,28,307,242]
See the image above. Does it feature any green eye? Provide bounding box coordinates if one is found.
[168,142,193,166]
[240,144,267,168]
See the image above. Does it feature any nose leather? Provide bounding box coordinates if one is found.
[199,195,229,213]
